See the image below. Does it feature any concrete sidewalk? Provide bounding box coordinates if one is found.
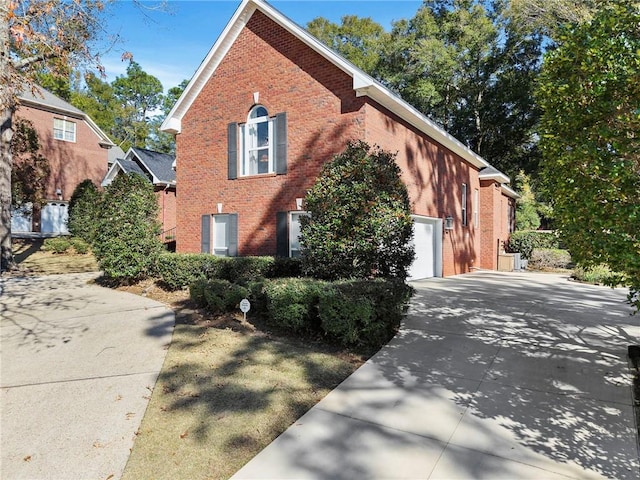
[0,273,175,480]
[233,271,640,479]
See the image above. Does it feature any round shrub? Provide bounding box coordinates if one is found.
[67,179,102,244]
[301,140,414,281]
[92,173,163,283]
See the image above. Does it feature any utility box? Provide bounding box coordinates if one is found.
[498,253,515,272]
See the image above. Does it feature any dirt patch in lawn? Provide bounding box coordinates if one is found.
[118,280,369,480]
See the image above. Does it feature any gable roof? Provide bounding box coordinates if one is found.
[101,147,176,188]
[18,86,115,148]
[162,0,496,172]
[129,148,176,185]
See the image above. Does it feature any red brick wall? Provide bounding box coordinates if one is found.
[176,10,365,255]
[363,101,481,276]
[479,179,503,270]
[155,187,177,233]
[15,105,110,201]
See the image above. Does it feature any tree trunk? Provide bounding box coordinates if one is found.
[1,106,15,273]
[1,0,16,272]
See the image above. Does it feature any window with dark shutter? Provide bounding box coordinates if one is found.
[275,112,287,175]
[201,214,211,253]
[228,122,238,180]
[276,211,289,257]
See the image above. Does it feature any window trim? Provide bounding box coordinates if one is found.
[289,211,308,258]
[461,183,468,227]
[473,188,479,228]
[53,118,76,142]
[239,105,274,177]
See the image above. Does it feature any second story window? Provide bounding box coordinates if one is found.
[227,107,287,180]
[53,118,76,142]
[240,106,273,176]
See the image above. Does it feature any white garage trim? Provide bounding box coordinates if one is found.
[408,215,443,280]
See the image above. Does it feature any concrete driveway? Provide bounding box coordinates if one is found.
[0,273,174,480]
[233,271,640,479]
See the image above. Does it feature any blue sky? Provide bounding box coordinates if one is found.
[100,0,423,91]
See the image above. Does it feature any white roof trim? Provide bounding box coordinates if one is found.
[101,160,124,187]
[161,0,489,170]
[501,184,520,199]
[479,170,510,184]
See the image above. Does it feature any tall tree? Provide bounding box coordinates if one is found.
[307,1,543,178]
[537,0,640,311]
[507,0,597,38]
[306,15,388,74]
[112,60,163,150]
[70,72,122,143]
[147,79,188,154]
[1,0,109,271]
[380,0,542,177]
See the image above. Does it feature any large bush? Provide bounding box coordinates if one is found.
[506,230,560,259]
[67,179,102,244]
[92,173,164,282]
[301,140,414,281]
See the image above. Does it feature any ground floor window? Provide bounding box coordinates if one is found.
[277,211,309,257]
[201,213,238,256]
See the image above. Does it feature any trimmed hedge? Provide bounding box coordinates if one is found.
[529,248,572,270]
[157,253,302,290]
[506,230,560,259]
[187,272,414,350]
[319,279,413,348]
[263,278,327,332]
[189,279,248,314]
[251,277,413,348]
[156,253,220,290]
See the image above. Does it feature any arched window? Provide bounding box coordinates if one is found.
[240,105,273,176]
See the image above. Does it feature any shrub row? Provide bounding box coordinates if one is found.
[572,264,619,285]
[156,253,302,290]
[506,230,561,259]
[189,276,413,350]
[528,248,572,270]
[42,237,90,255]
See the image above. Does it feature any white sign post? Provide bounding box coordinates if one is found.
[239,298,251,321]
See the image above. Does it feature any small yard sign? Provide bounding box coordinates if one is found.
[239,298,250,320]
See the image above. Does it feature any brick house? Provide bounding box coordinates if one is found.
[102,147,177,244]
[161,0,517,279]
[12,86,123,235]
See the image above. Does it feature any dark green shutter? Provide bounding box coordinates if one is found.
[228,122,238,180]
[228,213,238,257]
[275,113,287,175]
[201,214,211,253]
[276,211,289,257]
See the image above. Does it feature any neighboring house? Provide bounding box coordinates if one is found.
[161,0,518,279]
[102,147,177,241]
[11,86,123,235]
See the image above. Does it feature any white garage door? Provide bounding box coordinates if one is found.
[41,202,69,234]
[408,216,442,280]
[11,204,33,233]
